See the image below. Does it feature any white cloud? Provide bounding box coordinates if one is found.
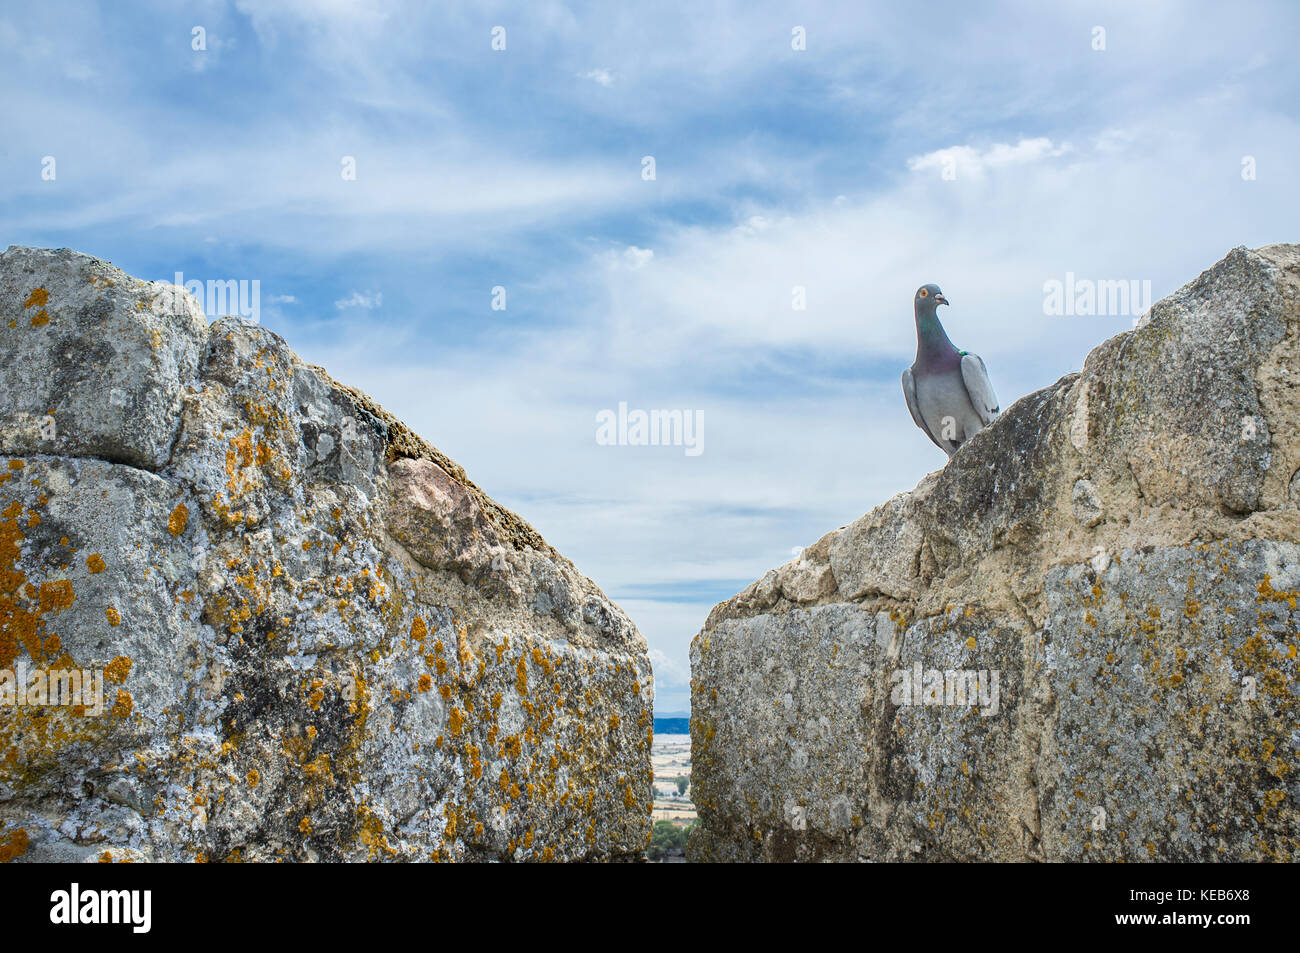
[621,245,653,268]
[907,137,1070,179]
[648,648,689,687]
[334,290,382,310]
[579,68,614,87]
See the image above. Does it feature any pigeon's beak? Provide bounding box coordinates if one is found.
[935,294,949,306]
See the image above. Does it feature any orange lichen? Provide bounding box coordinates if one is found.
[355,806,396,860]
[168,503,189,537]
[38,579,74,614]
[104,656,132,684]
[105,607,121,626]
[0,827,30,863]
[85,553,107,574]
[1259,575,1298,610]
[417,674,432,693]
[109,690,133,718]
[22,288,48,309]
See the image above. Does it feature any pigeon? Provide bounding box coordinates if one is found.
[901,283,999,458]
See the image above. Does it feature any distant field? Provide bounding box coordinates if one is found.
[653,718,690,736]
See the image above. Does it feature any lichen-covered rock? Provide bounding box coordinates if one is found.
[0,247,206,470]
[691,244,1300,862]
[0,247,652,862]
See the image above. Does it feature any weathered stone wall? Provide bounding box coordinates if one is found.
[690,244,1300,862]
[0,246,652,862]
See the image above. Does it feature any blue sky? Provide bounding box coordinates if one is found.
[3,1,1298,713]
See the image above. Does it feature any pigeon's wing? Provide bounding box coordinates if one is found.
[902,367,945,451]
[960,352,1000,426]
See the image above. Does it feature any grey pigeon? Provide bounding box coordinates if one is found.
[901,283,999,457]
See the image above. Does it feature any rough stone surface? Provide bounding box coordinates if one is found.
[0,247,652,863]
[691,244,1300,862]
[0,247,206,470]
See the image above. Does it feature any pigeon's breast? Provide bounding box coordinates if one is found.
[915,366,980,438]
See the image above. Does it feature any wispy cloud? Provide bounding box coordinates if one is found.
[907,137,1071,178]
[334,290,383,310]
[579,68,614,87]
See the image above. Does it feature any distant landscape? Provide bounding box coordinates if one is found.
[653,717,690,736]
[648,715,695,860]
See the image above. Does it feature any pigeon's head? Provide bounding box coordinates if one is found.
[915,283,949,312]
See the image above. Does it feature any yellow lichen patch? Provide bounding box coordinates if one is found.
[299,817,312,834]
[22,288,48,309]
[410,616,428,643]
[31,310,49,327]
[1258,575,1298,610]
[355,805,397,860]
[109,690,133,718]
[0,827,30,863]
[167,503,189,537]
[104,656,132,683]
[105,606,121,626]
[965,636,977,650]
[85,553,107,574]
[282,732,311,764]
[417,674,432,693]
[38,579,74,615]
[247,768,260,786]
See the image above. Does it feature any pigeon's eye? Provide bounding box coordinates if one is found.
[918,289,928,297]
